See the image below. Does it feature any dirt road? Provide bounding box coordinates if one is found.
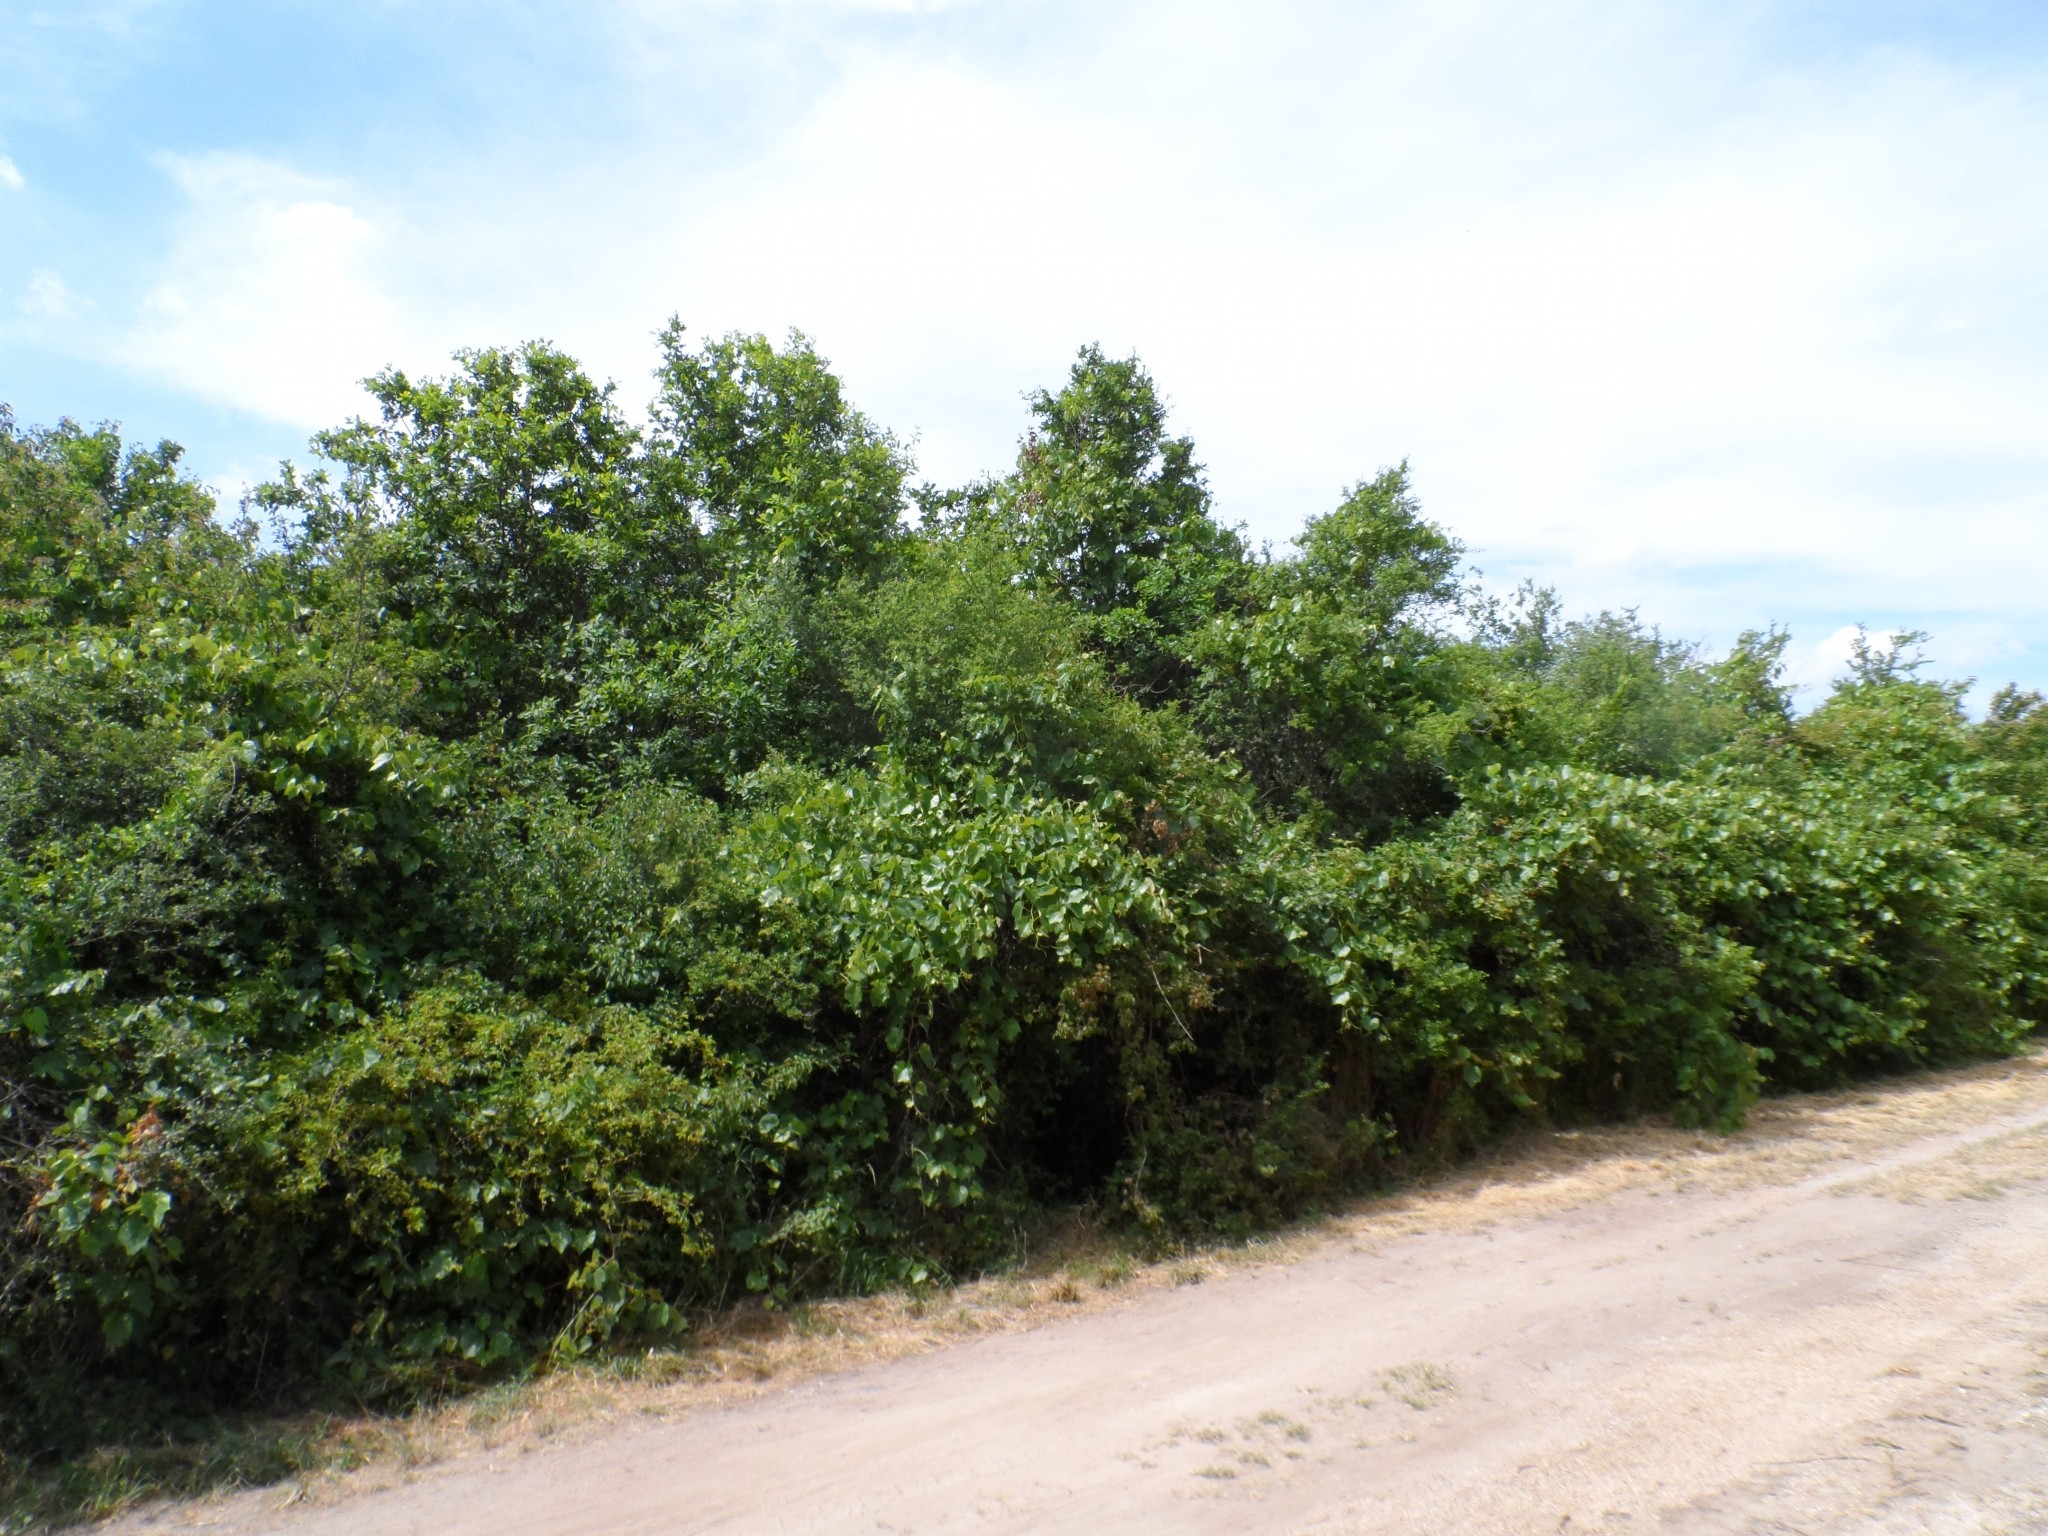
[122,1057,2048,1535]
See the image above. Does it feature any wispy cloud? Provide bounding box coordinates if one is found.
[0,0,168,124]
[118,154,420,427]
[22,270,75,317]
[0,155,23,191]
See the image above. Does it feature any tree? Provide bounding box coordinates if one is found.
[650,325,907,589]
[296,343,645,726]
[966,346,1245,697]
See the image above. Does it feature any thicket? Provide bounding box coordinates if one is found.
[4,331,2044,1463]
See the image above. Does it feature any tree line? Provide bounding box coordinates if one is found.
[3,329,2043,1460]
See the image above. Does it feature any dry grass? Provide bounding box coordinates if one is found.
[1836,1119,2048,1205]
[96,1048,2048,1529]
[1319,1047,2048,1246]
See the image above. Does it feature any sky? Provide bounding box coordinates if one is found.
[2,0,2045,704]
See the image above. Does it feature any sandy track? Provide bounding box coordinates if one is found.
[122,1061,2048,1535]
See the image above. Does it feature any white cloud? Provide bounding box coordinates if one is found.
[119,154,425,427]
[0,155,23,191]
[1778,617,2037,709]
[1783,624,1876,703]
[23,269,75,317]
[53,1,2048,689]
[527,5,2048,603]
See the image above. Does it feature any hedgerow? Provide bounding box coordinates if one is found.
[2,334,2042,1467]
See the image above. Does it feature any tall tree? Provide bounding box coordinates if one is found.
[290,344,646,727]
[650,325,908,589]
[968,346,1245,697]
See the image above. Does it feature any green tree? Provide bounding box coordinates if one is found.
[650,325,908,589]
[1186,467,1462,831]
[961,346,1245,697]
[292,344,648,728]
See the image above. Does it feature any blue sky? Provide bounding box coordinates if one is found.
[3,0,2046,701]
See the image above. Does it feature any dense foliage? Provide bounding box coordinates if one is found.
[3,333,2043,1461]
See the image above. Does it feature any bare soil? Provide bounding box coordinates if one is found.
[112,1053,2048,1535]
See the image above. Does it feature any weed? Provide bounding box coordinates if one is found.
[1381,1363,1456,1411]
